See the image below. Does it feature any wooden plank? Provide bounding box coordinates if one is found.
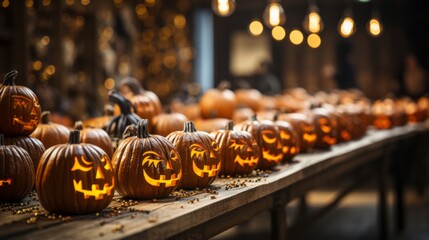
[0,123,428,239]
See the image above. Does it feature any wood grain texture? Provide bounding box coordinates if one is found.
[1,122,428,240]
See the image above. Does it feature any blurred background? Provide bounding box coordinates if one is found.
[0,0,428,121]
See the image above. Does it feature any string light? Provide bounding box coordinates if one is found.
[263,0,286,28]
[338,9,356,38]
[249,19,264,36]
[211,0,236,17]
[367,13,383,37]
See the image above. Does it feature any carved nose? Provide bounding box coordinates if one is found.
[96,166,105,179]
[210,150,216,158]
[165,161,173,170]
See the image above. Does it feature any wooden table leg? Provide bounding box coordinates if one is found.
[377,155,389,240]
[271,192,287,240]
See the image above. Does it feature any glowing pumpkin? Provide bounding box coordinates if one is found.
[278,113,316,152]
[272,115,299,162]
[234,115,283,170]
[166,121,220,189]
[211,121,260,176]
[36,130,115,214]
[0,134,35,202]
[112,119,182,199]
[311,108,337,149]
[0,70,41,136]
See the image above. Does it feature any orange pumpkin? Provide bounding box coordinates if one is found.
[30,111,70,149]
[151,112,189,137]
[199,81,237,119]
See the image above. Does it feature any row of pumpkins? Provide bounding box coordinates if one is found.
[1,71,428,216]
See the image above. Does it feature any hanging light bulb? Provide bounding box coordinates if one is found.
[303,4,323,34]
[212,0,236,17]
[367,14,383,37]
[338,10,356,38]
[263,0,286,28]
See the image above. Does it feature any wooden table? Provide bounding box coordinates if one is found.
[1,122,428,240]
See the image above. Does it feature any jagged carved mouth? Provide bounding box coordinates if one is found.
[234,155,259,167]
[262,149,283,162]
[0,178,12,186]
[192,161,221,177]
[143,169,182,187]
[73,179,115,200]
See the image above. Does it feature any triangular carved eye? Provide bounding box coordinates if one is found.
[101,156,112,170]
[190,143,206,158]
[142,151,163,168]
[169,149,179,162]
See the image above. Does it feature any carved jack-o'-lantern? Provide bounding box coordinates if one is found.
[166,121,220,189]
[234,115,283,170]
[0,134,35,202]
[36,130,115,214]
[211,121,260,176]
[273,115,299,162]
[0,70,41,136]
[278,113,317,152]
[311,108,337,149]
[112,119,182,199]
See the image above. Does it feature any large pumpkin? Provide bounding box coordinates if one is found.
[74,121,114,158]
[0,70,41,136]
[0,134,35,202]
[151,112,189,137]
[36,130,115,214]
[166,121,220,189]
[211,121,259,176]
[30,111,70,149]
[234,115,283,170]
[112,119,182,199]
[199,81,237,119]
[4,136,45,173]
[105,90,141,147]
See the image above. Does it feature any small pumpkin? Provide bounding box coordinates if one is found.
[105,90,141,147]
[234,115,283,170]
[166,121,220,189]
[30,111,70,149]
[0,134,35,202]
[234,88,263,112]
[117,77,163,124]
[4,136,45,173]
[151,111,189,137]
[74,121,114,158]
[199,81,237,119]
[36,130,115,214]
[112,119,182,199]
[272,114,299,163]
[311,108,337,149]
[278,112,317,152]
[0,70,41,136]
[211,121,259,176]
[194,117,231,133]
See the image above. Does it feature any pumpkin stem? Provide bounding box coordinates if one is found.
[137,119,150,138]
[226,121,234,131]
[251,115,258,121]
[273,113,279,122]
[3,70,18,85]
[74,121,84,130]
[184,121,197,132]
[40,111,52,124]
[217,80,231,91]
[0,134,4,146]
[119,77,143,95]
[108,90,132,115]
[69,130,80,144]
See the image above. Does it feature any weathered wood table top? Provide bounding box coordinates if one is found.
[1,122,428,240]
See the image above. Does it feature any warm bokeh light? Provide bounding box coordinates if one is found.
[81,0,90,6]
[174,14,187,29]
[271,26,286,41]
[135,4,148,18]
[145,0,156,7]
[339,17,355,38]
[25,0,34,8]
[249,20,264,36]
[212,0,236,17]
[46,65,56,75]
[33,61,42,71]
[367,17,383,37]
[2,0,9,8]
[104,78,115,90]
[41,36,50,46]
[263,1,286,28]
[307,33,321,48]
[289,29,304,45]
